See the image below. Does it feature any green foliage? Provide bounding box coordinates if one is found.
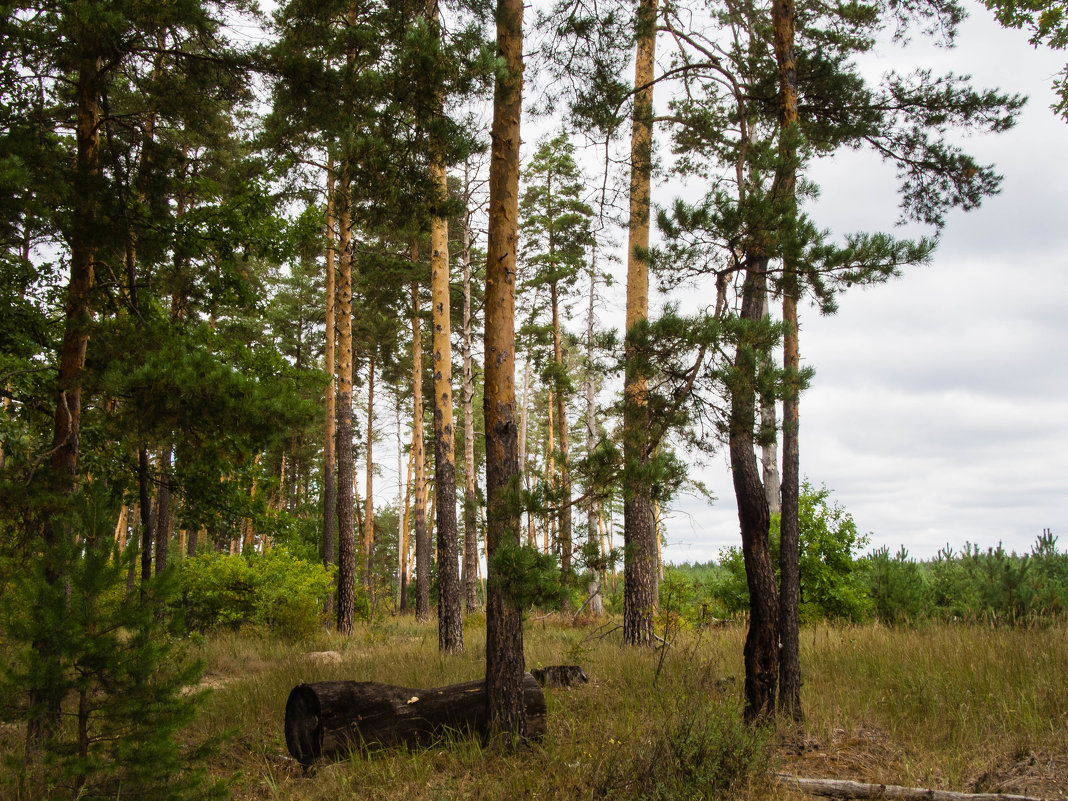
[0,488,225,801]
[864,545,932,623]
[487,541,563,611]
[180,548,333,639]
[714,480,872,621]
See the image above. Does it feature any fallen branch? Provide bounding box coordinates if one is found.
[774,774,1053,801]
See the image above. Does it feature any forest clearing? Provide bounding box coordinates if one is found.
[3,0,1067,796]
[4,615,1064,800]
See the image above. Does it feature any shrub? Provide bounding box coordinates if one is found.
[180,548,332,638]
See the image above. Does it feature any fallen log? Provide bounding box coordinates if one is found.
[284,673,547,765]
[774,774,1053,801]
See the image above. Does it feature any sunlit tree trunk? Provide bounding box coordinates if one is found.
[336,164,357,635]
[461,164,479,614]
[622,0,658,647]
[324,163,337,618]
[584,257,602,616]
[484,0,526,742]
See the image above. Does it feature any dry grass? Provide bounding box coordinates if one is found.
[23,616,1062,800]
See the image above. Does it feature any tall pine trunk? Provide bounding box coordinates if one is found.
[431,152,463,652]
[550,281,572,613]
[773,0,803,722]
[484,0,526,742]
[622,0,658,647]
[731,254,780,724]
[461,166,479,614]
[412,272,430,623]
[323,164,337,618]
[364,357,375,594]
[336,166,357,635]
[585,255,602,615]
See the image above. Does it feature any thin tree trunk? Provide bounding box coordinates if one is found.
[550,281,572,612]
[400,424,415,612]
[364,357,375,595]
[138,447,154,591]
[154,448,172,573]
[759,296,782,516]
[412,269,431,623]
[336,163,357,635]
[484,0,526,743]
[584,258,602,616]
[730,254,780,724]
[429,112,463,652]
[518,357,533,545]
[622,0,659,647]
[324,162,338,619]
[396,388,405,611]
[461,167,479,614]
[773,0,803,722]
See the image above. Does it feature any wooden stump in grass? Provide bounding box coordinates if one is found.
[284,673,547,764]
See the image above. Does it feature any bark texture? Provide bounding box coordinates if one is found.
[284,675,546,765]
[412,274,430,622]
[730,256,780,723]
[323,165,337,617]
[429,109,463,650]
[335,170,356,634]
[622,0,659,647]
[772,0,803,722]
[484,0,526,743]
[461,174,479,614]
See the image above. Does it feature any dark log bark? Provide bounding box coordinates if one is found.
[284,674,546,765]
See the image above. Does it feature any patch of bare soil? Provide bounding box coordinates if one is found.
[971,749,1068,800]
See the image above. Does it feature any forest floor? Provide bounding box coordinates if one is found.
[184,616,1068,801]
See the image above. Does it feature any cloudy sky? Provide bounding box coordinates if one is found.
[661,9,1068,563]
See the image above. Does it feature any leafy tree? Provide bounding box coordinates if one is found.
[984,0,1068,118]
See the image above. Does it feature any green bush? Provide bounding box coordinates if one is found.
[180,548,332,638]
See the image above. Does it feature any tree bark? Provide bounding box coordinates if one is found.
[772,0,803,722]
[324,163,337,618]
[584,256,602,616]
[412,271,431,623]
[154,447,172,573]
[730,254,780,724]
[484,0,526,744]
[336,164,357,635]
[622,0,659,647]
[285,675,546,765]
[461,164,480,614]
[364,357,375,595]
[550,280,572,613]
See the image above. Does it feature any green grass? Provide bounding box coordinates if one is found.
[6,617,1067,799]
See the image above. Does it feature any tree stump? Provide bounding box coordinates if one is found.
[284,673,547,765]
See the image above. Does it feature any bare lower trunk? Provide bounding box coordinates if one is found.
[154,447,172,573]
[550,281,572,612]
[324,163,337,618]
[622,0,658,647]
[484,0,526,743]
[730,255,779,724]
[759,296,781,516]
[364,358,375,595]
[412,271,430,623]
[430,148,463,652]
[585,259,602,616]
[773,0,802,722]
[336,168,356,635]
[461,175,479,614]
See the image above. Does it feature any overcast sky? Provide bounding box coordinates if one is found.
[660,8,1068,563]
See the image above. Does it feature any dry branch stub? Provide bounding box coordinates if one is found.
[284,674,547,764]
[775,774,1055,801]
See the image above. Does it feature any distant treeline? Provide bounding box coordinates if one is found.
[657,528,1068,626]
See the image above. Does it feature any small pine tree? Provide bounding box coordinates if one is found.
[2,488,226,800]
